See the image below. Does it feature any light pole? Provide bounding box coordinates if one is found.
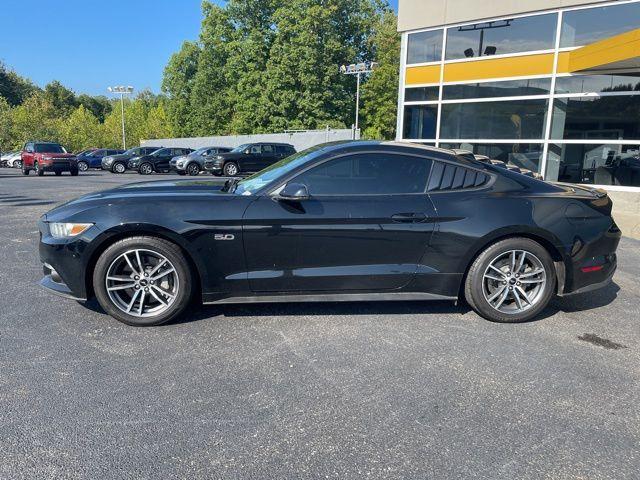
[339,61,378,134]
[107,85,134,149]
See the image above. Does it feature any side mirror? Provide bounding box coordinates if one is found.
[277,182,309,201]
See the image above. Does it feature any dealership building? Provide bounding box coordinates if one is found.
[396,0,640,237]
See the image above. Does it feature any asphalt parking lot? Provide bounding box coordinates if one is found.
[0,167,638,479]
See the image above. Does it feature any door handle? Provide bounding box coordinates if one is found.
[391,213,427,223]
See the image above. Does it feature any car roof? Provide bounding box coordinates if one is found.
[311,140,485,168]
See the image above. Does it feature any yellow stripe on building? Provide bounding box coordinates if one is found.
[405,65,442,85]
[442,53,555,83]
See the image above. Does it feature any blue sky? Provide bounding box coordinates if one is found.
[0,0,398,97]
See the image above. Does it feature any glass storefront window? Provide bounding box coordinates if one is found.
[405,86,440,102]
[545,143,640,187]
[407,30,443,64]
[440,99,548,140]
[445,13,557,60]
[439,143,544,172]
[443,78,551,100]
[555,74,640,94]
[403,105,438,139]
[551,96,640,140]
[560,2,640,48]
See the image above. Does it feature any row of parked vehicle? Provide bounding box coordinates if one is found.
[1,141,298,177]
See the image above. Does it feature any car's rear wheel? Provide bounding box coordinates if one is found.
[36,161,44,176]
[139,163,153,175]
[223,162,239,176]
[187,163,200,176]
[77,161,89,172]
[15,160,22,169]
[93,236,193,326]
[464,238,555,323]
[112,162,126,174]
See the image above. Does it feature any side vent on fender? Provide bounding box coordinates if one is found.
[427,162,489,192]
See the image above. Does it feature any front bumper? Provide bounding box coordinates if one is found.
[40,160,76,172]
[38,219,95,301]
[40,263,86,301]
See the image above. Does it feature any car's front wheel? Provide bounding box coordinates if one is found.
[223,162,239,176]
[35,161,44,176]
[187,163,200,176]
[464,238,556,323]
[112,162,126,174]
[21,165,30,175]
[139,163,153,175]
[93,236,194,326]
[77,161,89,172]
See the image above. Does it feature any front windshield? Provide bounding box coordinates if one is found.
[231,143,251,153]
[234,145,325,195]
[35,143,65,153]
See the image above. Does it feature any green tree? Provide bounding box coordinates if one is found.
[77,94,112,122]
[10,92,62,146]
[60,105,103,152]
[260,0,380,131]
[162,41,201,136]
[0,62,39,106]
[360,9,400,139]
[0,97,13,151]
[190,2,235,135]
[44,80,79,116]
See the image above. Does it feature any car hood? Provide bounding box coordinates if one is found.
[41,153,75,159]
[43,178,239,222]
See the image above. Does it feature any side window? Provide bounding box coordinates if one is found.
[293,154,432,195]
[262,145,275,154]
[249,145,261,154]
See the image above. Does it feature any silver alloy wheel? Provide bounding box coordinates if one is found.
[105,248,179,318]
[140,163,153,174]
[482,249,547,314]
[78,161,88,171]
[15,160,22,169]
[224,163,238,176]
[187,163,199,176]
[113,162,126,173]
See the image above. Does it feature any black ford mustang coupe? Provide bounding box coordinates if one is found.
[38,141,620,326]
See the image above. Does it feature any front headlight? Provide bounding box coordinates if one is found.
[177,161,185,167]
[103,156,113,163]
[49,222,93,239]
[216,155,224,160]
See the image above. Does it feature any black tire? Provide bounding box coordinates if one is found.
[70,168,79,176]
[223,162,239,176]
[77,161,89,172]
[112,162,126,174]
[93,236,194,326]
[36,161,44,176]
[464,237,556,323]
[22,166,30,175]
[55,171,62,176]
[15,160,22,169]
[139,163,153,175]
[187,163,200,176]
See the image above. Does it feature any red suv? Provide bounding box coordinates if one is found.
[21,141,79,176]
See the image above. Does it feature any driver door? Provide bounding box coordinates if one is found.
[242,152,436,292]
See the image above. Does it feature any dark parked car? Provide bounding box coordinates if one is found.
[21,141,78,176]
[38,141,620,327]
[101,146,160,173]
[204,142,296,176]
[76,149,125,171]
[170,146,232,176]
[128,147,193,175]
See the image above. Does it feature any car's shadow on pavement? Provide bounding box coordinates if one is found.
[81,282,620,326]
